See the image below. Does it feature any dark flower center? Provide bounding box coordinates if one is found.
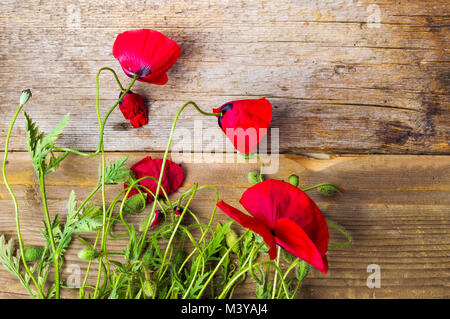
[218,103,233,128]
[127,66,152,79]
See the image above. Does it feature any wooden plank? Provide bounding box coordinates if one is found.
[0,152,448,298]
[0,0,448,154]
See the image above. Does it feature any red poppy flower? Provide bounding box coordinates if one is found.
[118,92,148,128]
[124,156,184,202]
[212,98,272,154]
[216,179,329,273]
[113,29,181,85]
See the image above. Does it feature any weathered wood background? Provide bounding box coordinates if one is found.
[0,0,449,298]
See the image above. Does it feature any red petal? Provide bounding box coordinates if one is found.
[217,201,277,259]
[273,218,328,273]
[113,29,181,85]
[240,179,329,256]
[127,156,184,202]
[119,92,148,128]
[215,98,272,154]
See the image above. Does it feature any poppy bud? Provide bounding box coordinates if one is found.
[142,249,152,266]
[77,249,99,261]
[174,207,183,216]
[20,89,32,105]
[118,92,148,128]
[24,246,44,262]
[226,228,240,254]
[150,210,163,227]
[288,174,299,187]
[139,210,163,232]
[248,171,260,185]
[143,280,157,298]
[317,184,341,196]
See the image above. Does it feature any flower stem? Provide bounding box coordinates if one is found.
[51,67,132,157]
[196,230,249,299]
[38,165,60,299]
[271,246,281,299]
[137,101,219,255]
[302,182,341,192]
[327,220,353,247]
[1,103,44,299]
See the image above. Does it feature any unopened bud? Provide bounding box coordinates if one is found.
[288,174,299,187]
[20,89,32,105]
[143,280,157,298]
[77,249,99,261]
[142,249,152,266]
[318,184,341,196]
[24,246,44,261]
[248,171,260,185]
[226,228,240,254]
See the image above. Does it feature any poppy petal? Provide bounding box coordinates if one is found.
[214,98,272,154]
[125,156,184,202]
[217,200,277,259]
[273,218,328,273]
[240,179,329,256]
[113,29,181,85]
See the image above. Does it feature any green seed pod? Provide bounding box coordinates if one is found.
[24,246,44,262]
[248,171,260,185]
[143,280,157,298]
[226,228,240,254]
[288,174,299,187]
[20,89,32,105]
[317,184,341,196]
[142,249,152,267]
[77,249,99,261]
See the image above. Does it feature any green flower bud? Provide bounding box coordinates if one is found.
[143,280,157,298]
[77,249,99,261]
[248,171,260,185]
[226,228,240,254]
[24,246,44,262]
[142,249,152,266]
[317,184,341,196]
[288,174,299,187]
[20,89,32,105]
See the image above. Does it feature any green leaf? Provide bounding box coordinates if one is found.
[102,156,130,185]
[122,193,147,214]
[296,260,310,282]
[25,112,70,175]
[71,217,103,233]
[81,202,102,218]
[66,190,77,227]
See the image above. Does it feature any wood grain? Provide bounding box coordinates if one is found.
[0,152,448,298]
[0,0,449,154]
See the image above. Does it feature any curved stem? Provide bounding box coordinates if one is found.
[38,165,60,298]
[1,104,44,299]
[327,220,353,247]
[137,101,219,255]
[51,67,132,157]
[196,230,249,299]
